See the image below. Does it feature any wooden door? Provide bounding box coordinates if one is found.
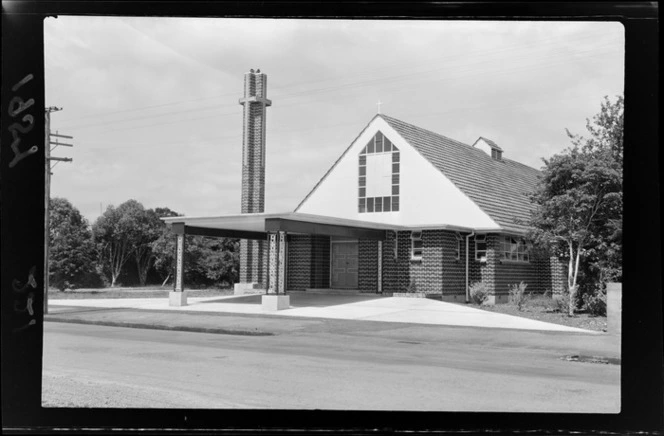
[330,241,359,289]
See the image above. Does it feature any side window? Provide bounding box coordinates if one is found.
[411,231,423,260]
[475,235,487,261]
[454,232,462,260]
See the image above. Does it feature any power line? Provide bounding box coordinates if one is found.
[70,44,619,136]
[53,29,622,128]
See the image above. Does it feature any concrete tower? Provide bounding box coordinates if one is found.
[238,69,271,287]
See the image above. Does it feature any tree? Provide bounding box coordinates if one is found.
[529,95,623,315]
[151,207,181,286]
[48,198,97,290]
[132,208,163,286]
[150,208,240,289]
[93,199,152,287]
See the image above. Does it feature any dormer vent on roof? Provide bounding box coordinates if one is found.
[472,137,503,161]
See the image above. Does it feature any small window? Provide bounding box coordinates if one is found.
[392,185,399,195]
[375,197,383,212]
[368,139,375,154]
[383,196,391,212]
[392,152,400,163]
[392,174,399,184]
[411,231,423,260]
[475,235,487,261]
[359,187,366,197]
[367,198,374,212]
[359,176,366,187]
[392,162,400,173]
[454,232,462,260]
[359,155,366,165]
[359,166,366,176]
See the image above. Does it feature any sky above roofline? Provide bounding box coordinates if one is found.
[44,17,624,224]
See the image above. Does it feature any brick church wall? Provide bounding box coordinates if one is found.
[467,234,566,302]
[358,239,379,292]
[382,231,412,292]
[286,235,330,290]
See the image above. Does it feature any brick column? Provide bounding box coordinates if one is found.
[238,69,271,287]
[267,232,277,294]
[173,234,185,292]
[169,228,187,306]
[266,231,287,295]
[377,240,383,293]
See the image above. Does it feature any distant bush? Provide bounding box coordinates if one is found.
[508,281,530,311]
[469,281,490,305]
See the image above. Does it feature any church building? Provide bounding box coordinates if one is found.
[163,70,565,308]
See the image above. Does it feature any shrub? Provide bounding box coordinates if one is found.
[582,289,607,316]
[469,281,490,305]
[508,281,530,311]
[552,288,582,315]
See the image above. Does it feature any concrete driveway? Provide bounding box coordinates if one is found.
[49,293,596,334]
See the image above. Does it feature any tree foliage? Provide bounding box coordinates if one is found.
[49,198,97,290]
[151,207,181,286]
[93,199,153,287]
[529,95,623,315]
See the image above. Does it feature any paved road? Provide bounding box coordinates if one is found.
[43,321,620,412]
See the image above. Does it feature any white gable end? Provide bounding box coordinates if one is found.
[296,117,500,229]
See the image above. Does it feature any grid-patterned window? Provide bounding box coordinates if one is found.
[499,236,531,262]
[475,235,487,261]
[359,131,400,213]
[411,231,423,260]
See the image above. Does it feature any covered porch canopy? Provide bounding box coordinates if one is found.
[161,212,409,302]
[162,212,407,241]
[161,212,489,305]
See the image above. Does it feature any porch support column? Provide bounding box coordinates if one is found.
[267,232,278,294]
[170,223,188,306]
[377,240,383,294]
[263,231,290,310]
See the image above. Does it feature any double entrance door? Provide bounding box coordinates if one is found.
[330,240,359,289]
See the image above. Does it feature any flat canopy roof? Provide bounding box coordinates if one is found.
[161,212,501,240]
[162,212,405,240]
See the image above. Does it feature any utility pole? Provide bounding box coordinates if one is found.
[44,106,73,314]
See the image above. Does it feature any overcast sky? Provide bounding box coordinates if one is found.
[44,17,624,224]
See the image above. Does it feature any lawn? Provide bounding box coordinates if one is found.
[48,286,234,300]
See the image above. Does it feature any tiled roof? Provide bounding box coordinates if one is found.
[381,114,541,234]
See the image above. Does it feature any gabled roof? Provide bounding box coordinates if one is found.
[475,136,503,152]
[380,114,541,234]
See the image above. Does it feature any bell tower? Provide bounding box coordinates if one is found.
[238,69,271,287]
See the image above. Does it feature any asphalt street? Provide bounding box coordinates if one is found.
[42,320,620,412]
